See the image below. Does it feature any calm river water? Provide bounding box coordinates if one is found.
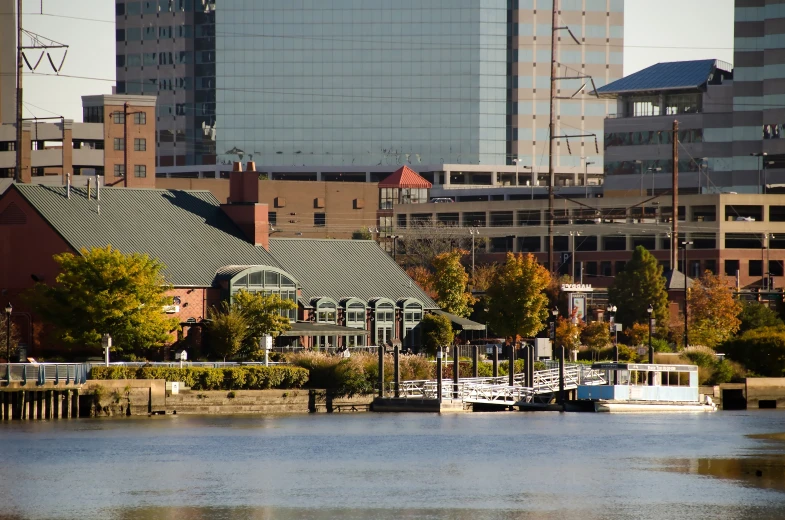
[1,411,785,520]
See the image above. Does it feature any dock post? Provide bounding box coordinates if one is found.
[558,346,565,408]
[522,345,530,387]
[71,390,79,418]
[492,346,499,378]
[377,344,384,398]
[436,350,443,403]
[613,344,619,385]
[508,344,515,387]
[452,345,459,399]
[472,345,478,378]
[529,345,535,388]
[393,345,400,398]
[64,390,71,418]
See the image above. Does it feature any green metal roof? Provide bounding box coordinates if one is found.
[433,310,486,331]
[269,238,439,309]
[13,184,280,287]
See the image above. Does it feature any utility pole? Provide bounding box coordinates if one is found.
[15,0,22,182]
[547,0,559,276]
[671,120,679,271]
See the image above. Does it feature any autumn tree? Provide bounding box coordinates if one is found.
[0,313,20,362]
[421,313,455,356]
[688,271,742,348]
[581,321,610,360]
[397,221,474,268]
[26,245,179,357]
[555,315,583,354]
[406,266,437,300]
[432,250,475,317]
[608,246,668,331]
[351,229,373,240]
[233,289,297,360]
[470,263,499,293]
[624,322,650,347]
[206,301,249,361]
[485,253,551,339]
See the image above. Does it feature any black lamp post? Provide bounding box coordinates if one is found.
[550,306,559,340]
[606,304,617,362]
[647,303,654,385]
[4,302,12,363]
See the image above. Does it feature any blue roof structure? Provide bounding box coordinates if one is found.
[597,59,731,96]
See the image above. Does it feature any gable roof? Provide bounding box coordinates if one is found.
[663,269,694,290]
[378,166,432,189]
[268,238,438,308]
[597,59,730,96]
[12,184,280,287]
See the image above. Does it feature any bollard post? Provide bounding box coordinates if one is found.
[558,346,565,408]
[394,345,400,399]
[436,349,443,403]
[492,346,499,378]
[613,344,619,385]
[472,345,479,378]
[521,345,529,387]
[452,345,459,399]
[508,344,515,387]
[377,344,384,398]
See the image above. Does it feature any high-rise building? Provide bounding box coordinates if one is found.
[115,0,621,177]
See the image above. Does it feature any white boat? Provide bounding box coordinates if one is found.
[573,362,718,413]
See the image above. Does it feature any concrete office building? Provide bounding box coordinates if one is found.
[115,0,621,183]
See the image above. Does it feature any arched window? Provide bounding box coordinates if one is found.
[373,299,396,346]
[225,266,298,322]
[314,298,338,351]
[401,299,424,349]
[344,299,367,347]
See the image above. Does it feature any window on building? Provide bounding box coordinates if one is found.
[113,138,125,151]
[705,259,717,274]
[345,301,367,347]
[134,138,146,151]
[518,236,541,252]
[134,165,146,178]
[374,301,396,345]
[269,212,277,226]
[602,236,627,251]
[615,261,627,275]
[116,55,125,67]
[397,214,407,229]
[584,261,598,277]
[771,260,784,277]
[518,210,542,226]
[114,164,125,177]
[134,112,146,125]
[725,259,740,276]
[113,112,125,124]
[576,236,598,251]
[314,213,326,227]
[600,261,612,276]
[402,300,423,349]
[750,260,763,277]
[554,236,569,252]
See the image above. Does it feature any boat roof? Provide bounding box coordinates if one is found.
[591,362,698,372]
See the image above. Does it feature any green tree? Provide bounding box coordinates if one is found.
[581,321,610,360]
[26,245,178,357]
[485,253,551,339]
[739,302,783,333]
[721,326,785,377]
[351,228,373,240]
[0,314,20,362]
[420,313,455,355]
[608,246,668,332]
[232,289,296,360]
[555,316,583,354]
[688,272,742,348]
[206,301,249,361]
[432,250,475,317]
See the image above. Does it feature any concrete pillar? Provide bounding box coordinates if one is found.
[472,346,479,378]
[31,391,38,420]
[365,171,371,182]
[452,345,459,399]
[492,346,499,378]
[444,170,451,186]
[53,391,59,419]
[21,391,27,420]
[316,172,322,181]
[64,390,71,418]
[72,390,79,418]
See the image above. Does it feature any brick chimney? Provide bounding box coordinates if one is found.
[221,161,269,249]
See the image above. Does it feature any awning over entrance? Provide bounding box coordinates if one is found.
[433,310,486,331]
[279,322,370,337]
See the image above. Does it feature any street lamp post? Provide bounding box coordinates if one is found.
[681,240,694,347]
[751,152,768,195]
[549,306,558,349]
[469,228,479,276]
[647,303,654,385]
[647,167,662,196]
[606,304,617,360]
[585,161,594,198]
[4,302,11,362]
[513,158,520,187]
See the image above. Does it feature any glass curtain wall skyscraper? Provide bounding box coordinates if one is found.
[115,0,622,173]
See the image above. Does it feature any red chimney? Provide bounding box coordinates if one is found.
[222,161,269,249]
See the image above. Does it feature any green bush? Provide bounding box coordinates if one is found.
[721,327,785,378]
[90,365,308,390]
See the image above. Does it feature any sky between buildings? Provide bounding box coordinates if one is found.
[19,0,734,122]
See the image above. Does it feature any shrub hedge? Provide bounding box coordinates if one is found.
[89,365,309,390]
